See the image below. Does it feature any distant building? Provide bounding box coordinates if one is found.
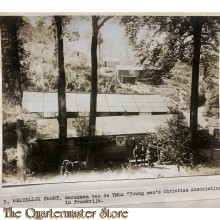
[22,92,169,118]
[102,58,120,68]
[115,65,144,84]
[65,50,90,69]
[99,58,120,74]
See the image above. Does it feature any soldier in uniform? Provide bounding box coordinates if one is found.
[140,146,146,166]
[133,145,139,165]
[146,147,153,168]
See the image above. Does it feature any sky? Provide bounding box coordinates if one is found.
[28,16,137,65]
[67,16,136,64]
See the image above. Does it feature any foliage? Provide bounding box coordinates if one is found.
[122,16,219,84]
[75,117,89,137]
[141,70,165,85]
[3,148,17,174]
[156,111,196,167]
[66,70,91,92]
[61,16,80,42]
[98,74,121,93]
[18,17,81,92]
[197,130,216,149]
[1,16,32,103]
[2,93,44,175]
[66,70,131,94]
[25,144,51,173]
[205,86,219,118]
[3,122,17,149]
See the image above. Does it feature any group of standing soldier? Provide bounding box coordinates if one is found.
[133,144,153,168]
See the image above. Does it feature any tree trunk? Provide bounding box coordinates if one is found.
[190,17,203,161]
[54,16,67,162]
[1,17,22,102]
[1,18,26,180]
[87,16,99,169]
[10,24,22,102]
[16,119,28,181]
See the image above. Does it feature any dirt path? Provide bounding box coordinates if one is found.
[3,161,220,186]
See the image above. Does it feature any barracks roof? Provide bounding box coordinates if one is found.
[22,92,169,113]
[37,115,172,139]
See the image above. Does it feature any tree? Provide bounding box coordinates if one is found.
[53,16,80,162]
[123,16,219,162]
[189,17,203,156]
[1,16,32,180]
[54,16,68,161]
[87,16,113,169]
[0,16,29,102]
[156,111,194,171]
[98,32,104,68]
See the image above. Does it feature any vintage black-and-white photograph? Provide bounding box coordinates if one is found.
[1,15,219,186]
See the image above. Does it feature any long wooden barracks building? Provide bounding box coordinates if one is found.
[22,92,171,170]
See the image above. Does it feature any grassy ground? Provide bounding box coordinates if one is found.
[3,160,220,186]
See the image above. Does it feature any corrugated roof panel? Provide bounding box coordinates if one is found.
[66,93,78,112]
[147,95,163,102]
[97,94,107,101]
[152,106,169,112]
[138,106,154,112]
[151,102,167,107]
[44,93,58,112]
[122,102,136,107]
[119,94,135,103]
[37,115,173,138]
[23,92,168,114]
[105,94,120,103]
[109,106,125,112]
[133,95,149,100]
[76,93,90,102]
[96,115,173,136]
[105,94,119,101]
[106,94,123,108]
[96,117,118,136]
[97,106,109,112]
[123,106,139,112]
[97,94,109,111]
[136,102,153,107]
[77,104,90,112]
[22,92,43,112]
[76,94,90,112]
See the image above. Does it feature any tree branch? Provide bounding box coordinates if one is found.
[98,16,114,30]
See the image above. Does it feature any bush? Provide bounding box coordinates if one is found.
[3,122,17,149]
[75,117,89,137]
[205,86,219,118]
[173,75,190,84]
[3,148,17,174]
[25,144,51,173]
[197,130,216,149]
[156,111,195,167]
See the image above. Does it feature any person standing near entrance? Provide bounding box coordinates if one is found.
[140,146,146,166]
[146,147,152,168]
[133,145,139,165]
